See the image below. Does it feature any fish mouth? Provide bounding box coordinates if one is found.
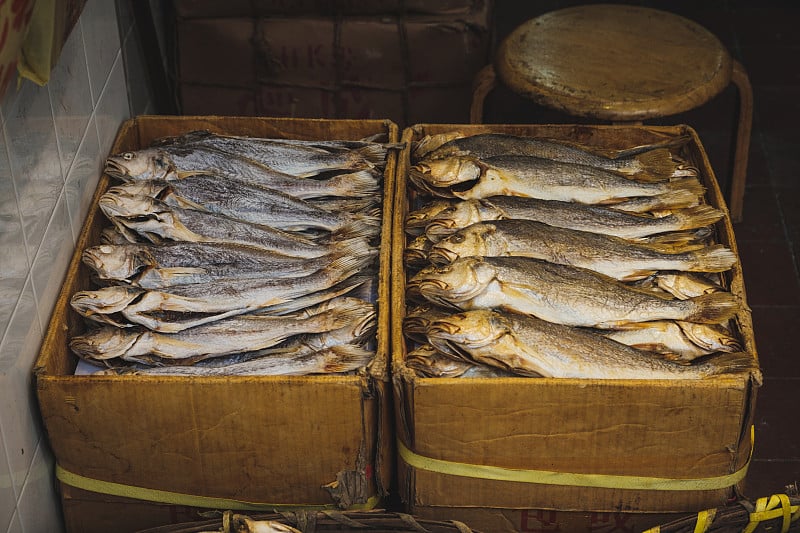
[98,196,130,217]
[408,278,451,296]
[425,220,457,238]
[427,248,457,266]
[70,288,144,316]
[81,249,103,272]
[69,330,141,360]
[104,157,129,179]
[426,321,462,339]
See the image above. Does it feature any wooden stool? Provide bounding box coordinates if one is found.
[471,4,752,222]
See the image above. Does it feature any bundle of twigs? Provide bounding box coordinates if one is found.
[644,484,800,532]
[136,509,482,533]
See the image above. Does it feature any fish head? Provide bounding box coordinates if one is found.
[98,191,162,219]
[82,244,148,280]
[405,200,455,235]
[404,235,433,268]
[107,180,166,198]
[425,200,488,240]
[427,309,510,350]
[405,344,469,378]
[69,327,142,360]
[410,156,482,189]
[676,322,743,353]
[428,223,496,265]
[412,132,466,160]
[70,286,144,317]
[408,257,494,307]
[105,148,174,181]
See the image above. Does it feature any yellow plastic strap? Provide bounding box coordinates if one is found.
[745,494,799,533]
[693,509,716,533]
[397,439,750,491]
[56,464,380,512]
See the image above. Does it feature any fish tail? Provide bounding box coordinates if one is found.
[332,216,382,242]
[334,235,376,263]
[637,231,707,250]
[613,189,700,213]
[322,344,374,373]
[354,144,388,167]
[330,170,381,197]
[324,247,376,280]
[304,297,374,332]
[696,353,762,384]
[634,148,680,178]
[687,244,738,272]
[685,292,740,324]
[665,176,706,198]
[673,205,725,230]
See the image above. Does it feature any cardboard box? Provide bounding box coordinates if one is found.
[173,0,484,17]
[390,124,760,520]
[412,506,685,533]
[176,6,491,127]
[34,116,399,533]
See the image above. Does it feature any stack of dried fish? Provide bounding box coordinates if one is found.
[402,131,760,382]
[69,130,395,376]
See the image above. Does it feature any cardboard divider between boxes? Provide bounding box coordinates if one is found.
[390,123,761,527]
[33,116,399,533]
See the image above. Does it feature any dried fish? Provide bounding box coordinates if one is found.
[415,132,694,178]
[425,309,759,381]
[423,197,723,241]
[409,155,704,206]
[71,254,369,332]
[428,219,737,281]
[408,256,740,329]
[70,297,373,364]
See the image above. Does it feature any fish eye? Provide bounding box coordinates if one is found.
[122,152,135,161]
[450,234,465,243]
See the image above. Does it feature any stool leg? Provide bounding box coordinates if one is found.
[729,60,753,223]
[470,64,497,124]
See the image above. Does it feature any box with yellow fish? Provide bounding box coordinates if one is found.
[390,123,761,523]
[33,115,399,533]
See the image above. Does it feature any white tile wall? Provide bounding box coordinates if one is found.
[0,1,152,530]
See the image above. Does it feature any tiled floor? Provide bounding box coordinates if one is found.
[487,1,800,500]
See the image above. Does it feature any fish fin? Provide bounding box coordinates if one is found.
[696,353,761,384]
[606,134,693,159]
[322,250,375,282]
[620,188,702,212]
[673,205,725,230]
[619,270,659,282]
[687,244,738,273]
[685,292,740,324]
[322,344,374,373]
[332,215,382,242]
[635,229,711,250]
[665,176,706,198]
[309,297,375,329]
[329,170,381,197]
[634,148,683,179]
[656,351,695,364]
[354,144,389,167]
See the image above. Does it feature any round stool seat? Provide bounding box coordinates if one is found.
[494,4,733,122]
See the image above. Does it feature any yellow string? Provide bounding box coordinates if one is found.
[56,464,380,512]
[745,493,799,533]
[397,438,750,491]
[693,509,715,533]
